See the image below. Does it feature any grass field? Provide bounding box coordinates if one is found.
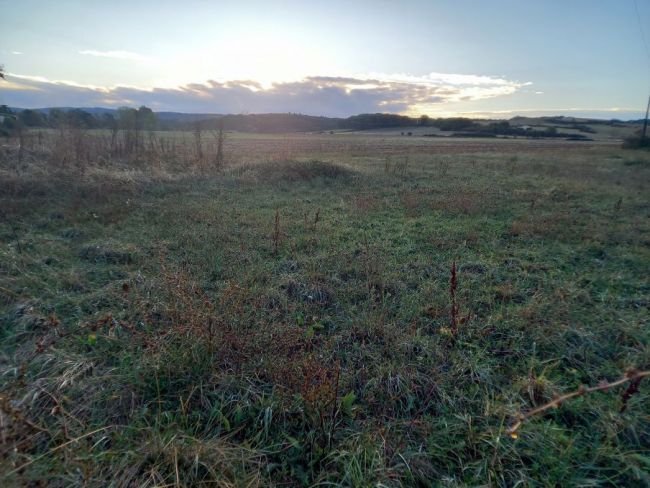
[1,132,649,486]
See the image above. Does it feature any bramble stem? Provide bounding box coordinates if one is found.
[507,369,650,435]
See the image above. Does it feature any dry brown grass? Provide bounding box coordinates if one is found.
[233,159,355,183]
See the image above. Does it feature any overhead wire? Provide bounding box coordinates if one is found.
[633,0,650,65]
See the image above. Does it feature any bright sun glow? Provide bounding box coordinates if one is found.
[1,0,647,119]
[153,33,336,89]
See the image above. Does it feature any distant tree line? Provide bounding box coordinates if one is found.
[198,113,342,132]
[0,107,594,139]
[1,105,157,131]
[456,121,589,139]
[538,116,626,128]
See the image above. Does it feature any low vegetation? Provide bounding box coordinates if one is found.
[1,128,649,486]
[623,134,650,150]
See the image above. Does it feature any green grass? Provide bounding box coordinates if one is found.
[1,135,649,486]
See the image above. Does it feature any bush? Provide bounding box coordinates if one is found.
[236,159,355,182]
[622,135,650,150]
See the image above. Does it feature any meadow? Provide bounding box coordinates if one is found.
[1,130,649,486]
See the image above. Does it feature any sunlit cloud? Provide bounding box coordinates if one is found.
[8,73,114,91]
[2,72,530,117]
[78,50,147,61]
[0,79,40,91]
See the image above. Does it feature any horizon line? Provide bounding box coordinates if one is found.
[3,105,647,122]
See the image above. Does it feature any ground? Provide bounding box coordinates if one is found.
[1,133,649,486]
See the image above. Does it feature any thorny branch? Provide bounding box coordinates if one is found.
[507,369,650,437]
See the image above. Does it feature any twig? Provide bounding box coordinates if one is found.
[272,208,281,255]
[507,369,650,437]
[450,261,458,335]
[328,362,341,449]
[5,425,114,476]
[0,286,17,297]
[10,223,22,254]
[0,397,51,435]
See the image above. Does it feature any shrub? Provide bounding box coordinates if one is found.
[622,135,650,150]
[237,160,355,183]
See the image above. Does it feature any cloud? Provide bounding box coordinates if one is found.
[78,50,147,61]
[11,51,24,55]
[1,72,529,116]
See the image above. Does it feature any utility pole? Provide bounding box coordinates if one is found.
[642,93,650,142]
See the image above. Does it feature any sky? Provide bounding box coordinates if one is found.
[1,0,649,119]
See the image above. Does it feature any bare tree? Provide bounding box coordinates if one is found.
[193,121,204,164]
[211,119,225,170]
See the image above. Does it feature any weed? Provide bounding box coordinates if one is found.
[438,159,451,177]
[450,260,459,335]
[272,207,282,255]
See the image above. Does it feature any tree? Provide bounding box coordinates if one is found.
[66,109,96,129]
[0,64,5,79]
[19,109,46,127]
[117,106,157,155]
[213,119,225,169]
[117,106,157,131]
[137,105,157,131]
[100,113,117,129]
[48,108,66,127]
[1,105,15,136]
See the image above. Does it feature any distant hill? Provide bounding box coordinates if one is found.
[3,107,643,140]
[156,111,222,122]
[9,107,119,116]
